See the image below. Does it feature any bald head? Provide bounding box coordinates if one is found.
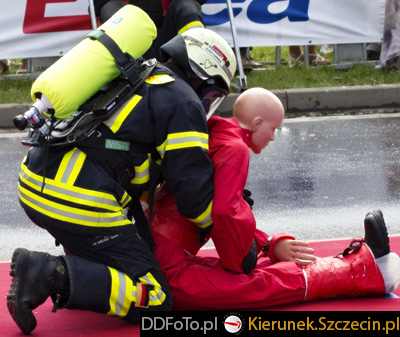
[233,88,285,154]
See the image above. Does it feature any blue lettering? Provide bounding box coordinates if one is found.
[202,0,310,26]
[248,0,310,24]
[202,0,245,26]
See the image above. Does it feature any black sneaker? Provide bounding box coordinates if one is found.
[364,209,390,258]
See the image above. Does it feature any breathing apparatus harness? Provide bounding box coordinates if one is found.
[16,29,171,250]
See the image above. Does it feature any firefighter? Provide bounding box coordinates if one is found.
[94,0,206,60]
[7,27,237,335]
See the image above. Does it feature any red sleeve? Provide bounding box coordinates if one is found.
[210,141,256,273]
[260,233,296,263]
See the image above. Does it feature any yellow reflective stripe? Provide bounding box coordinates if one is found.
[107,267,121,316]
[106,95,142,133]
[68,151,86,184]
[178,21,205,34]
[55,148,86,185]
[156,131,209,157]
[166,132,209,150]
[107,269,166,317]
[20,163,127,211]
[131,155,150,185]
[121,191,131,208]
[107,267,135,318]
[122,275,136,315]
[19,183,131,228]
[139,272,166,306]
[156,139,167,157]
[54,151,71,183]
[189,200,213,229]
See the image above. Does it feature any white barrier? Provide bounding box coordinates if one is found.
[0,0,385,59]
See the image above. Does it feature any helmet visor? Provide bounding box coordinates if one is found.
[201,88,227,119]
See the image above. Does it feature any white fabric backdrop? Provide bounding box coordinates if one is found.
[0,0,385,59]
[203,0,386,47]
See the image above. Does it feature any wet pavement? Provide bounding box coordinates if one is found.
[1,112,400,261]
[248,112,400,241]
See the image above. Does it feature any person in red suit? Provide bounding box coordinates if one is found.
[150,87,400,309]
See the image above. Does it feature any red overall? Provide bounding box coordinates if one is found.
[151,116,386,310]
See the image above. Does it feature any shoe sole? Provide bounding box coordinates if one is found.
[365,210,390,256]
[372,209,390,248]
[7,248,37,335]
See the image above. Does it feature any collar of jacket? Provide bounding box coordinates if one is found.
[162,62,189,85]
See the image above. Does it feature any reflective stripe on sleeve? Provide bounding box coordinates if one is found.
[189,199,213,229]
[156,131,208,157]
[178,20,205,34]
[131,155,150,185]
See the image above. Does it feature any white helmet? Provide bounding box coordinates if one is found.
[161,28,237,117]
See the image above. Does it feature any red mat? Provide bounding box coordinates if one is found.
[1,236,400,336]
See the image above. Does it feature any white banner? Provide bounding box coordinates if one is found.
[203,0,386,47]
[0,0,386,59]
[1,0,93,59]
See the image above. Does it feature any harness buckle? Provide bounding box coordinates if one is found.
[335,237,365,257]
[87,129,102,138]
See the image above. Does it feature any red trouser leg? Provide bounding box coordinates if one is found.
[153,231,306,310]
[305,243,386,302]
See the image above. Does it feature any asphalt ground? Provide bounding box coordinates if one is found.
[2,111,400,261]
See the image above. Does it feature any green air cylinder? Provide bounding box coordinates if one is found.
[31,4,157,119]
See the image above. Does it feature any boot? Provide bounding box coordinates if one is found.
[364,209,390,258]
[364,209,400,293]
[305,209,393,301]
[7,248,70,335]
[305,243,385,301]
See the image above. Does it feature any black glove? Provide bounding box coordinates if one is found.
[196,224,213,246]
[242,189,254,209]
[242,240,257,274]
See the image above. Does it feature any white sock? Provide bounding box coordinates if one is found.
[376,252,400,294]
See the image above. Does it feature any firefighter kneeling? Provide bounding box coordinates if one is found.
[7,26,237,334]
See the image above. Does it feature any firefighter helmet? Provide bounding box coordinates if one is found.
[160,28,237,92]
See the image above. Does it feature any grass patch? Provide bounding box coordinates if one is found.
[1,48,400,104]
[240,47,400,90]
[1,59,34,104]
[0,78,34,104]
[243,63,400,91]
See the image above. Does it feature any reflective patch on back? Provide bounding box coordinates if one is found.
[145,74,175,85]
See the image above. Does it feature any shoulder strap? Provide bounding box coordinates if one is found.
[49,58,158,146]
[76,123,151,188]
[87,29,141,84]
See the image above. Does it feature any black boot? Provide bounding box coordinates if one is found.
[7,248,70,335]
[364,209,391,259]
